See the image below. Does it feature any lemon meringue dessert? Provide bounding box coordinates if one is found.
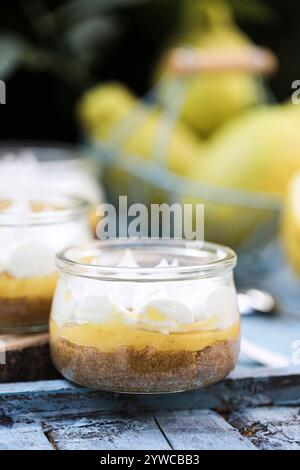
[50,240,240,393]
[0,195,92,332]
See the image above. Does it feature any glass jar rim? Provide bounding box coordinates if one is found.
[0,141,84,163]
[56,239,237,281]
[0,193,91,226]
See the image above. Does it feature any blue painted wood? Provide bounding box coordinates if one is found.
[0,368,299,450]
[155,410,255,450]
[0,367,299,421]
[228,406,300,450]
[0,428,53,450]
[46,414,170,450]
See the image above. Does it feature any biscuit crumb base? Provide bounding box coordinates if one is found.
[0,297,51,330]
[51,336,239,393]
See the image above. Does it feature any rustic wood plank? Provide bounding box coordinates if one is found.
[0,428,53,450]
[228,407,300,450]
[0,333,59,383]
[0,369,299,450]
[0,333,49,352]
[0,367,299,419]
[46,414,171,450]
[155,410,255,450]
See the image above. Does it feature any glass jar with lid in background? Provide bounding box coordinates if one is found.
[50,239,240,393]
[0,194,92,333]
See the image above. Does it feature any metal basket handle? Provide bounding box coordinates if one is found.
[166,46,278,76]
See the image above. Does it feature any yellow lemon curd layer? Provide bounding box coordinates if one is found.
[0,273,57,299]
[50,318,240,353]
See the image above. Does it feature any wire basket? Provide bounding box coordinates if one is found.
[87,46,281,261]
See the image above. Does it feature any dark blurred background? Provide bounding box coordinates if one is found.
[0,0,299,142]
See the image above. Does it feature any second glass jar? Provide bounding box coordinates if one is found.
[0,194,92,332]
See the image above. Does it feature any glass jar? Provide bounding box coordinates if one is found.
[0,143,104,231]
[0,194,92,333]
[50,239,240,393]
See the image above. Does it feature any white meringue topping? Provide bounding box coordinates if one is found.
[0,197,91,278]
[8,242,55,278]
[51,250,239,333]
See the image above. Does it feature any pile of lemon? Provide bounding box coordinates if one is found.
[77,0,300,272]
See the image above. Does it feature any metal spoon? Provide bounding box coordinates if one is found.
[238,288,276,316]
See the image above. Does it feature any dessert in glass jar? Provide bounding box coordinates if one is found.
[0,194,92,332]
[50,239,240,393]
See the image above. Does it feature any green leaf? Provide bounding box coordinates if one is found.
[64,15,122,64]
[0,36,24,79]
[228,0,277,23]
[48,0,149,27]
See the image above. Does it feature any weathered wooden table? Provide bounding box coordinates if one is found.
[0,342,299,451]
[0,367,299,450]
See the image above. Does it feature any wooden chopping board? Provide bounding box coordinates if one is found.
[0,333,59,383]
